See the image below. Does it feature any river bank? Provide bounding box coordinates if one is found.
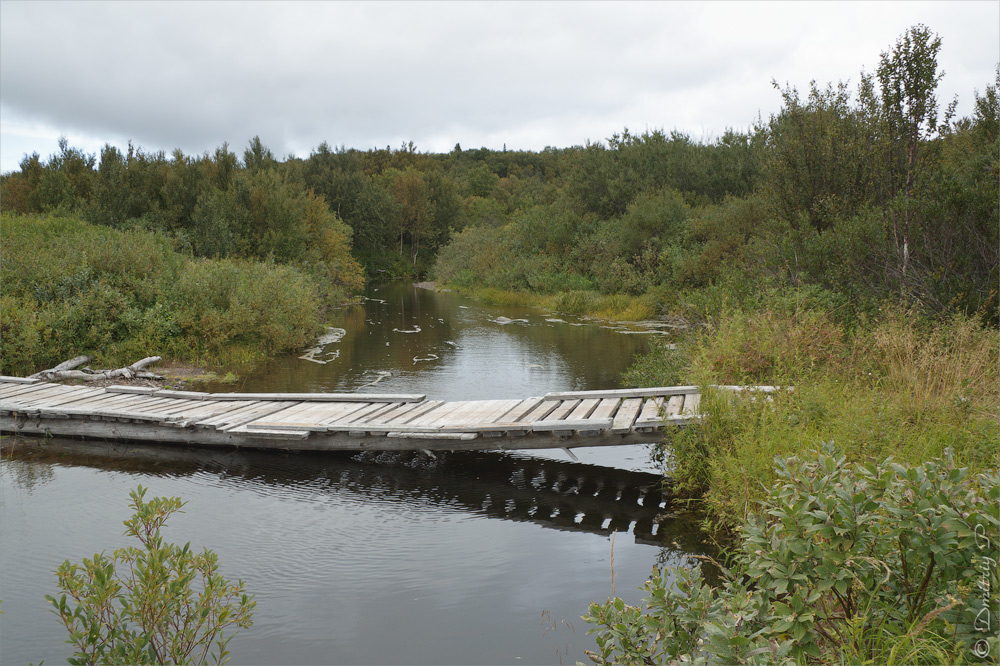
[0,213,364,379]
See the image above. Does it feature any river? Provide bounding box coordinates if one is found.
[0,282,711,665]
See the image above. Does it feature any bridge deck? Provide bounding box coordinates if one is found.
[0,376,720,452]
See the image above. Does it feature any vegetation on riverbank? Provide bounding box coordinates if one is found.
[0,213,354,376]
[632,298,998,537]
[584,447,998,665]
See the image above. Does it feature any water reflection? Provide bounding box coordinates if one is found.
[201,283,654,401]
[2,437,701,550]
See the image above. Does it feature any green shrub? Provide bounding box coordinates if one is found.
[47,486,255,665]
[0,213,342,375]
[583,447,999,665]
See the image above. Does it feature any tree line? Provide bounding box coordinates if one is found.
[2,24,996,325]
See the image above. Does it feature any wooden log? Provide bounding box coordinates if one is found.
[29,356,163,382]
[543,386,700,400]
[29,355,92,378]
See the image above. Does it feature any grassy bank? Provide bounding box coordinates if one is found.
[0,213,354,376]
[623,297,999,538]
[440,283,661,321]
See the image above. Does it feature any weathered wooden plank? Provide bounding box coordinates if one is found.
[149,400,246,425]
[539,399,581,422]
[8,384,100,403]
[386,431,478,441]
[566,398,601,421]
[322,401,396,424]
[248,400,380,431]
[44,392,147,412]
[406,401,473,427]
[363,400,445,426]
[325,401,404,428]
[433,399,522,428]
[420,400,486,426]
[151,397,232,416]
[588,398,623,422]
[122,396,194,413]
[501,397,545,423]
[196,400,273,426]
[543,386,700,400]
[243,401,319,424]
[517,399,561,424]
[681,393,701,416]
[663,394,684,418]
[530,418,613,433]
[152,389,211,399]
[469,399,527,425]
[226,424,311,440]
[0,382,54,399]
[611,398,643,434]
[53,392,139,411]
[634,397,666,427]
[0,376,40,384]
[215,402,300,431]
[32,405,181,423]
[338,401,414,425]
[105,385,158,395]
[288,401,377,426]
[202,392,425,403]
[14,386,104,406]
[358,400,424,424]
[3,384,85,405]
[69,396,175,418]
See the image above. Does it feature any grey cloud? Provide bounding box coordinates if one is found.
[1,1,997,171]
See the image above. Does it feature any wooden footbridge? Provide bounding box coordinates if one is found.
[0,376,754,453]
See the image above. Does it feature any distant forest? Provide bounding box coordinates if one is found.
[2,24,997,326]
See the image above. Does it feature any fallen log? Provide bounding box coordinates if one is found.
[30,356,163,382]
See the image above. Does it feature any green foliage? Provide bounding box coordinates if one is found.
[0,213,335,375]
[47,486,255,665]
[628,301,999,531]
[583,448,999,665]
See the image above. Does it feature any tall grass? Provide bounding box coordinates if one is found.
[633,296,999,536]
[0,213,336,375]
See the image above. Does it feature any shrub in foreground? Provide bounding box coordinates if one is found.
[47,486,255,665]
[584,447,999,665]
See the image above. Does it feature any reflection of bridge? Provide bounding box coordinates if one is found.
[1,438,698,547]
[0,377,774,452]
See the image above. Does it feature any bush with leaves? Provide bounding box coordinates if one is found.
[583,446,999,665]
[47,486,255,665]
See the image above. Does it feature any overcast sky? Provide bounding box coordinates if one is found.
[1,1,997,173]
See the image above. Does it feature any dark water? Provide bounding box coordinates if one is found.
[0,283,709,665]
